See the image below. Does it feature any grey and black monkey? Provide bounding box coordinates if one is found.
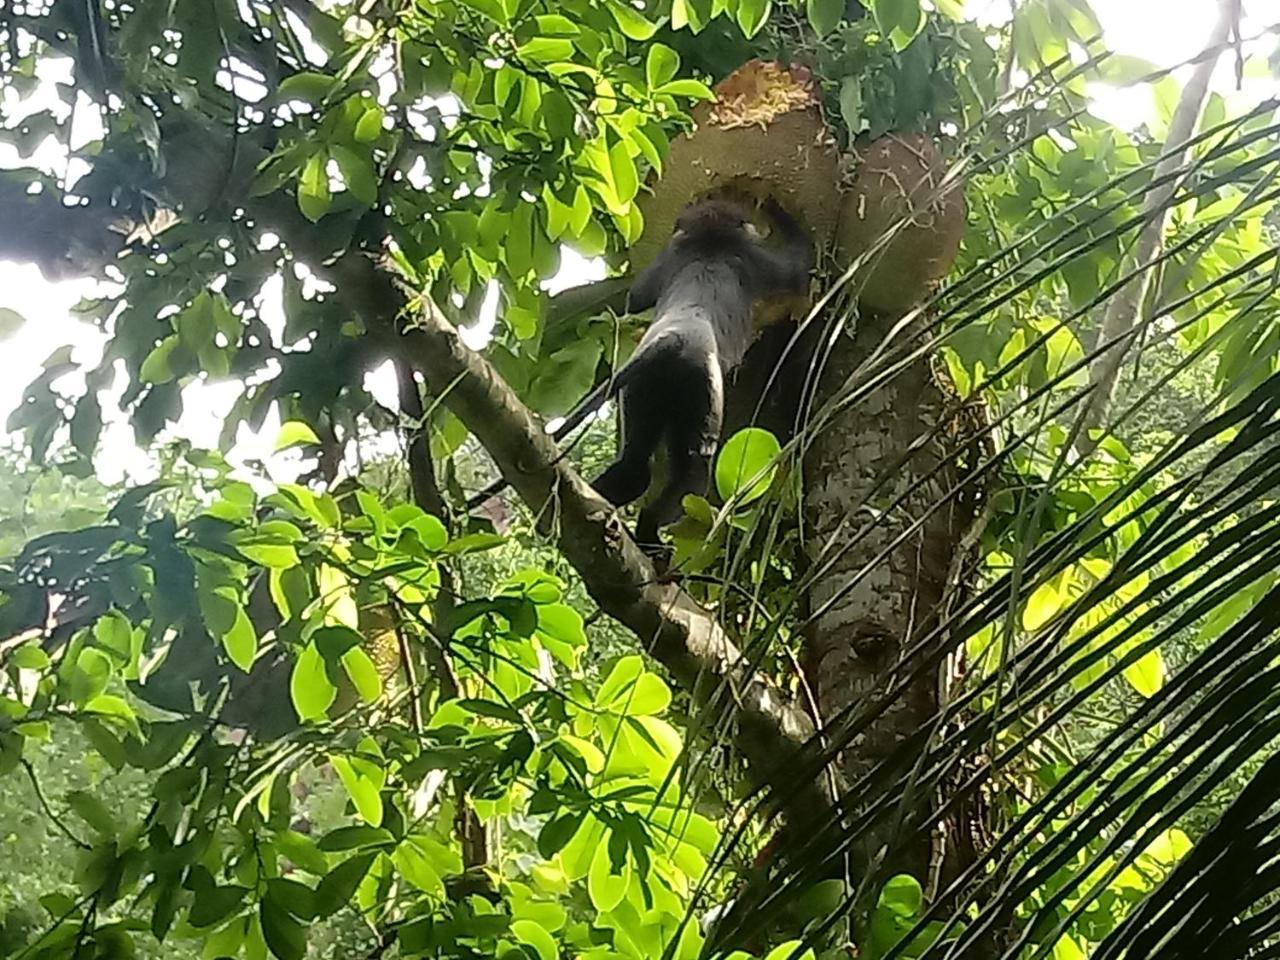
[593,195,812,546]
[466,195,811,543]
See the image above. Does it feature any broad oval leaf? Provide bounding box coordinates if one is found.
[807,0,844,35]
[297,152,331,223]
[341,647,383,704]
[314,853,375,919]
[331,754,385,826]
[511,919,558,960]
[715,427,781,505]
[222,603,259,672]
[737,0,772,36]
[587,839,629,911]
[290,643,336,722]
[274,420,321,451]
[645,44,679,89]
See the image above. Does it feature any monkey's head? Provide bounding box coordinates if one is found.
[671,199,759,243]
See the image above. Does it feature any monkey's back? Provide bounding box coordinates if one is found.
[643,259,756,372]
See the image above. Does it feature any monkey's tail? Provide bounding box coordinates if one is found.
[549,337,676,440]
[464,339,681,512]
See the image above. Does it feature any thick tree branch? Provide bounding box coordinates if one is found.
[390,290,826,805]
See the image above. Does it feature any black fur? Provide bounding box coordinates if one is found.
[593,196,813,546]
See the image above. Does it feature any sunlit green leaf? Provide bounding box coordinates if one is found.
[645,44,680,89]
[715,428,781,505]
[274,420,321,451]
[291,644,336,722]
[341,647,383,703]
[298,152,331,222]
[511,919,558,960]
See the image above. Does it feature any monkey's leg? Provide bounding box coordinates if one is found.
[591,386,664,507]
[635,363,723,548]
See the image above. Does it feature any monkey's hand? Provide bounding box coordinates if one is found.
[760,195,789,221]
[761,195,802,232]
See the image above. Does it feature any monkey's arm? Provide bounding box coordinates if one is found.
[752,199,814,293]
[627,247,675,313]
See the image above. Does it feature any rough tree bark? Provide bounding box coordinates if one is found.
[799,311,983,885]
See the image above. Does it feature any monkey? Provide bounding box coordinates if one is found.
[594,195,812,546]
[466,194,812,547]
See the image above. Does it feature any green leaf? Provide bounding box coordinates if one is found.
[538,812,584,859]
[878,873,923,915]
[597,656,644,706]
[737,0,771,36]
[0,306,26,340]
[645,45,680,90]
[331,755,384,826]
[0,731,21,777]
[274,420,321,451]
[588,839,629,911]
[313,853,375,918]
[405,513,448,551]
[331,143,378,205]
[518,37,574,63]
[274,830,329,876]
[291,643,337,722]
[341,647,383,704]
[266,569,310,630]
[807,0,844,35]
[1124,649,1164,698]
[14,720,48,741]
[607,0,658,39]
[353,105,384,142]
[298,152,331,223]
[533,13,580,35]
[458,698,523,724]
[536,603,588,650]
[511,919,558,960]
[93,611,133,663]
[622,674,671,716]
[69,390,103,456]
[67,789,117,836]
[139,335,180,385]
[84,695,141,738]
[313,625,365,661]
[221,603,258,672]
[235,537,299,569]
[656,79,715,100]
[443,532,506,555]
[607,139,638,205]
[266,878,316,921]
[871,0,925,49]
[276,71,336,103]
[12,643,50,670]
[188,885,249,928]
[839,76,864,135]
[260,898,306,960]
[317,825,394,852]
[868,873,923,953]
[318,564,359,629]
[715,428,781,505]
[392,842,443,896]
[71,648,113,705]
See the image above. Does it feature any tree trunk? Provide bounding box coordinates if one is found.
[800,310,982,886]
